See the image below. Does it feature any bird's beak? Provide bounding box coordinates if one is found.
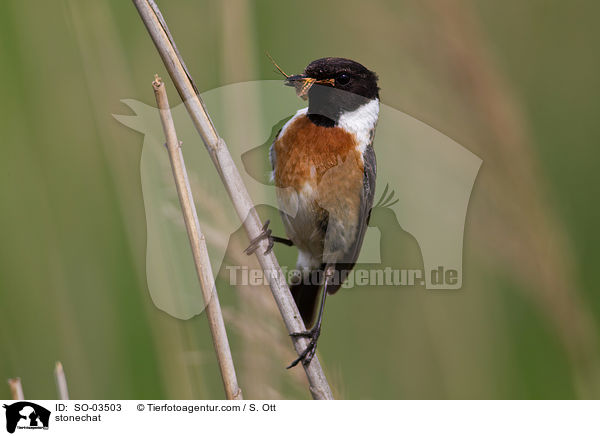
[284,74,315,100]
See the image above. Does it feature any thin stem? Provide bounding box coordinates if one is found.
[153,76,243,400]
[54,361,70,400]
[132,0,333,399]
[8,378,24,400]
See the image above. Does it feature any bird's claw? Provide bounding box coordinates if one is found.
[287,326,321,369]
[244,220,275,255]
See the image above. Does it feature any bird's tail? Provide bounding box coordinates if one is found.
[290,281,321,329]
[290,263,352,327]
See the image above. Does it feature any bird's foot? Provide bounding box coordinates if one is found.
[244,220,294,255]
[287,325,321,369]
[244,220,274,255]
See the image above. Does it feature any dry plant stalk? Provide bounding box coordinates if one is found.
[152,76,243,400]
[54,361,70,400]
[8,378,24,400]
[133,0,333,399]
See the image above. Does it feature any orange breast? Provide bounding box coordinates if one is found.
[273,115,364,232]
[274,115,364,190]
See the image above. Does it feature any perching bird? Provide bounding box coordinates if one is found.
[246,57,379,367]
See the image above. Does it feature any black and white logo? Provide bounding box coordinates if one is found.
[3,402,50,434]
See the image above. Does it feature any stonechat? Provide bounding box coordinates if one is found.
[246,57,379,367]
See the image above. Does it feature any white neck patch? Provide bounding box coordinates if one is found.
[279,107,308,137]
[337,98,380,154]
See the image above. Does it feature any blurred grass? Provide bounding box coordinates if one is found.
[1,0,599,399]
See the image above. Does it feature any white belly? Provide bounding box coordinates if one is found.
[277,184,324,271]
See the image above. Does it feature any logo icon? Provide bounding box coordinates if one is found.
[3,402,50,434]
[115,80,482,318]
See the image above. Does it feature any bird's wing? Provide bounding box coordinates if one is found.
[328,140,376,293]
[361,142,377,229]
[269,133,278,172]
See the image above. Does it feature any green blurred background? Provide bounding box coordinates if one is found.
[1,0,599,399]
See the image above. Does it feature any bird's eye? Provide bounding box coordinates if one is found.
[336,73,351,86]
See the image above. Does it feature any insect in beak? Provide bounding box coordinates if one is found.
[285,75,335,100]
[284,75,315,100]
[266,53,334,100]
